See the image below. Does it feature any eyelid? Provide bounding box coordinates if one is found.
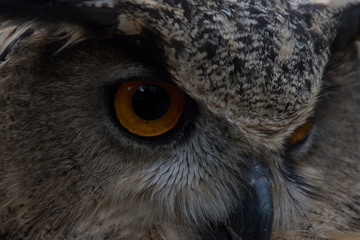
[103,66,154,85]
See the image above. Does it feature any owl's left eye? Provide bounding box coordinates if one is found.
[287,118,314,148]
[111,80,186,140]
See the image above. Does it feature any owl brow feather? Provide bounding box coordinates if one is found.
[0,0,129,55]
[0,24,34,61]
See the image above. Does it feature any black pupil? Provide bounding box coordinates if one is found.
[132,85,170,120]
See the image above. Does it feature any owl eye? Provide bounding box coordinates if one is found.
[287,118,314,147]
[113,80,185,138]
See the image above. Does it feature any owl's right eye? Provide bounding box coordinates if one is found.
[287,118,314,148]
[111,80,189,141]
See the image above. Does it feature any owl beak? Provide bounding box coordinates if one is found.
[205,164,274,240]
[239,164,274,240]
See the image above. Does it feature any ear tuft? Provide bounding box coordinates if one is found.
[332,3,360,52]
[0,0,119,34]
[314,0,360,8]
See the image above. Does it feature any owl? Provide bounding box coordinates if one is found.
[0,0,360,239]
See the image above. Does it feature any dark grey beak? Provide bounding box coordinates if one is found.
[240,164,274,240]
[203,164,274,240]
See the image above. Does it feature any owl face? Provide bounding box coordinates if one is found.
[1,0,360,239]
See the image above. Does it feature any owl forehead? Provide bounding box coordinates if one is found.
[78,0,335,129]
[104,0,335,128]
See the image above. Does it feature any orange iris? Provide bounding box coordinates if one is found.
[114,81,185,137]
[288,119,313,146]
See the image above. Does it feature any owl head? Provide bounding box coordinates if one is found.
[1,0,360,239]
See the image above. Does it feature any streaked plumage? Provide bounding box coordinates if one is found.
[0,0,360,239]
